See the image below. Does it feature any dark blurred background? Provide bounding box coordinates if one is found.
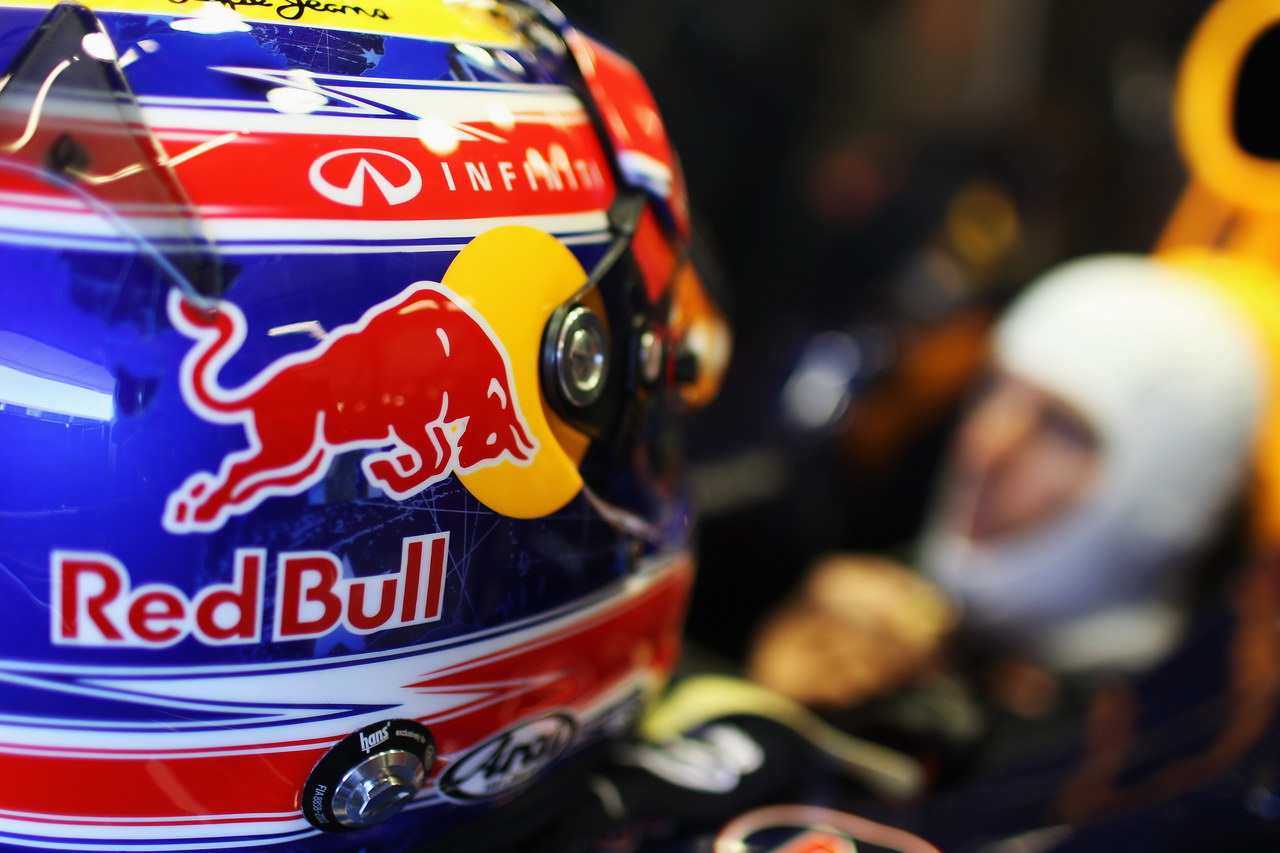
[557,0,1213,661]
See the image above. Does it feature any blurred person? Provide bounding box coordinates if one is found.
[750,254,1265,723]
[927,255,1262,674]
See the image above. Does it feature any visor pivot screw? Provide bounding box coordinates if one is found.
[331,748,428,828]
[556,306,608,407]
[638,329,664,384]
[302,719,434,832]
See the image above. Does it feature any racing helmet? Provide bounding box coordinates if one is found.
[0,0,729,850]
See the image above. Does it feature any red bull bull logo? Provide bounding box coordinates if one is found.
[163,280,538,534]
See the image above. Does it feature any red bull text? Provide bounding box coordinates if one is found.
[51,533,449,648]
[163,282,538,533]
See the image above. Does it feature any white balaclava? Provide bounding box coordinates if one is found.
[920,255,1266,674]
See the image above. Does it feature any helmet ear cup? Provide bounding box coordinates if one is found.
[448,225,593,518]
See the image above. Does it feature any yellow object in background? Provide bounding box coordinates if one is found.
[1159,0,1280,549]
[1172,0,1280,222]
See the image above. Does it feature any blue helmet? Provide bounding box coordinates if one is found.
[0,0,728,849]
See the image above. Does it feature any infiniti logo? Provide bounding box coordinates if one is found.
[309,148,423,206]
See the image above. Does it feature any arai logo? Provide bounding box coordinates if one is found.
[439,713,576,801]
